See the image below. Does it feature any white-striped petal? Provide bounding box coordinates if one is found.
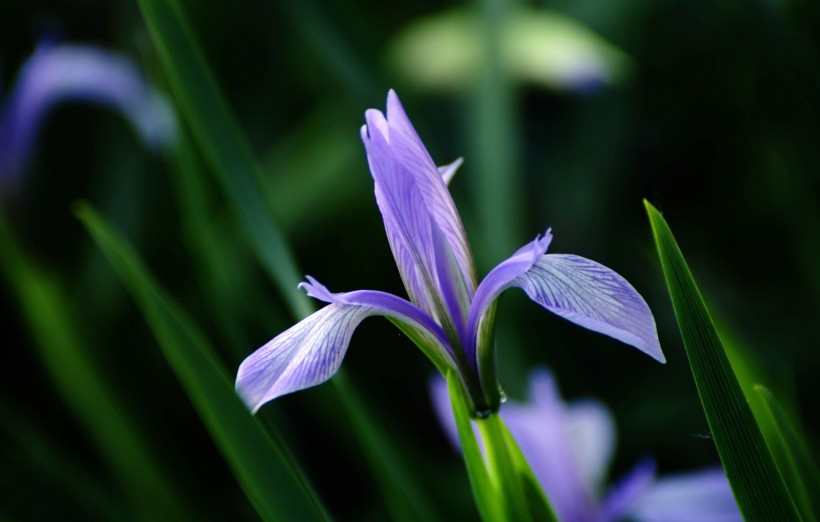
[515,254,664,362]
[361,91,476,324]
[236,279,453,412]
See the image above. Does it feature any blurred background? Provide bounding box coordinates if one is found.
[1,0,819,519]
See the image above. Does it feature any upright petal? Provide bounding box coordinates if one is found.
[565,400,617,495]
[623,468,742,522]
[237,278,452,413]
[0,43,176,186]
[438,156,463,186]
[386,91,475,290]
[362,116,439,315]
[361,91,476,324]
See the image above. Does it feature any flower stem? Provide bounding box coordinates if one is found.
[448,371,559,522]
[477,414,533,522]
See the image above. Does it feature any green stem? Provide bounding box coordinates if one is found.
[477,415,532,522]
[448,370,559,522]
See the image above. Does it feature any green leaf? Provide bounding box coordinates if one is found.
[167,126,254,354]
[0,216,188,520]
[496,420,558,522]
[644,200,800,522]
[76,204,330,522]
[447,370,503,522]
[476,414,532,522]
[754,385,820,522]
[136,0,312,318]
[135,2,442,519]
[472,413,558,522]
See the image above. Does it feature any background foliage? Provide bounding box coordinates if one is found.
[2,0,819,519]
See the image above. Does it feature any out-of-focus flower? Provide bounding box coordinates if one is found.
[431,370,742,522]
[389,8,631,94]
[236,90,663,415]
[0,42,176,188]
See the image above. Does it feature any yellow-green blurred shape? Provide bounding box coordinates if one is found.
[389,8,631,92]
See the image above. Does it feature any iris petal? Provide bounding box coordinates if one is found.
[620,468,742,522]
[504,370,600,522]
[237,278,453,412]
[361,91,475,323]
[564,398,617,495]
[515,254,664,362]
[0,43,175,185]
[466,232,553,361]
[468,236,663,364]
[438,156,463,186]
[385,91,476,291]
[599,459,657,522]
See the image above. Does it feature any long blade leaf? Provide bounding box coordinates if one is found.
[136,0,311,318]
[754,384,820,522]
[0,216,187,520]
[496,420,559,522]
[134,1,441,517]
[644,200,799,522]
[76,203,330,522]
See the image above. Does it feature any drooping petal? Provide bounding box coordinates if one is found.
[237,278,452,412]
[469,236,663,364]
[622,468,742,522]
[361,91,476,325]
[0,43,176,186]
[516,254,664,362]
[466,232,553,360]
[236,303,368,412]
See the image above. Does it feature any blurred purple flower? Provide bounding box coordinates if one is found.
[0,42,176,187]
[431,371,742,522]
[236,90,664,414]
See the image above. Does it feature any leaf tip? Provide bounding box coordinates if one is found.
[642,198,660,219]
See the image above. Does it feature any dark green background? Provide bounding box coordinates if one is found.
[2,0,819,519]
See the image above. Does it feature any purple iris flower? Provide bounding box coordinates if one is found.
[0,42,176,188]
[432,371,742,522]
[236,90,664,414]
